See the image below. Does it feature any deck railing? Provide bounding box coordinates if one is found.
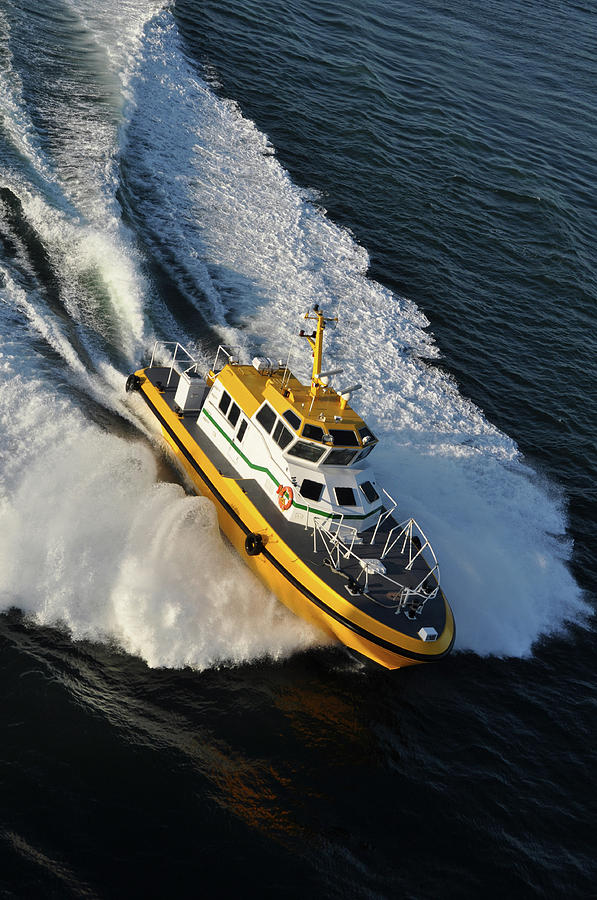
[149,341,203,386]
[212,345,242,373]
[312,512,440,617]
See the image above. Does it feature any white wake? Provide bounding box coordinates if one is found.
[0,3,587,668]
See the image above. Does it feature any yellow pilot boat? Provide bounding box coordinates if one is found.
[126,306,455,669]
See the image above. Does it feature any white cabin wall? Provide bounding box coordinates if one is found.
[198,380,382,531]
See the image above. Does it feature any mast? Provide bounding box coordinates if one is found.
[300,304,338,397]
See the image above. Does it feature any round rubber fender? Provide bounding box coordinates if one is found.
[126,374,141,393]
[245,533,264,556]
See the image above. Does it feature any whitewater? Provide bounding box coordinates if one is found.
[0,1,586,670]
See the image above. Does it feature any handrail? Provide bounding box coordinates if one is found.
[380,518,437,569]
[369,488,398,545]
[313,515,440,617]
[212,344,241,373]
[149,340,202,386]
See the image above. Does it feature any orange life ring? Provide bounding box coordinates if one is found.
[277,484,294,511]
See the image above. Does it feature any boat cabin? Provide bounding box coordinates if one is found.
[183,306,384,530]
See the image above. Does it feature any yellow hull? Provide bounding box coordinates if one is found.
[135,372,455,670]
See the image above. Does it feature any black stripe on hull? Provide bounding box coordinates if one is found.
[135,380,455,663]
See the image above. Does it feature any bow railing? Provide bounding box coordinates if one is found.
[312,513,440,617]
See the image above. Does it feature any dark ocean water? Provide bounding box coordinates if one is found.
[1,0,596,897]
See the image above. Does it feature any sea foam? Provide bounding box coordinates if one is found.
[0,378,323,668]
[122,11,587,657]
[0,5,587,669]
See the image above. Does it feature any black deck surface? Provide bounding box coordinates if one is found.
[143,367,446,637]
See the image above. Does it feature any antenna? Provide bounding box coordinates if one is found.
[281,329,298,390]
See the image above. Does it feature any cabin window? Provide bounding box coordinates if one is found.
[273,420,293,450]
[328,428,358,447]
[237,419,247,443]
[300,479,324,502]
[219,390,231,416]
[256,403,276,434]
[325,448,357,466]
[360,481,379,503]
[359,426,377,444]
[356,446,374,462]
[287,441,325,463]
[228,402,240,427]
[283,409,301,431]
[335,486,357,507]
[302,423,324,442]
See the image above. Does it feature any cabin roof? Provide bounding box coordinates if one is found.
[215,364,367,433]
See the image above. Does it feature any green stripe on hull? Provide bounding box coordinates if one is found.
[201,408,382,522]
